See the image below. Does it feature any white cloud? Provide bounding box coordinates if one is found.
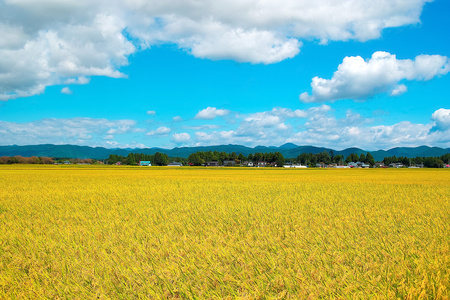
[300,51,450,102]
[188,106,450,149]
[285,108,450,149]
[390,84,407,96]
[172,132,191,143]
[146,126,171,136]
[0,0,433,100]
[0,117,138,146]
[106,141,146,148]
[184,125,221,130]
[0,7,133,101]
[431,108,450,131]
[174,23,301,64]
[61,87,73,95]
[64,76,90,85]
[146,110,156,116]
[191,106,317,146]
[2,106,450,150]
[173,116,183,122]
[195,107,230,120]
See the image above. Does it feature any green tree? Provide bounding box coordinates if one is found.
[230,152,238,160]
[317,151,331,164]
[365,152,375,166]
[359,153,366,163]
[153,152,169,166]
[127,153,137,165]
[297,153,310,165]
[253,153,263,163]
[219,152,228,164]
[334,154,344,165]
[188,153,204,166]
[238,153,245,164]
[346,153,359,163]
[274,152,285,167]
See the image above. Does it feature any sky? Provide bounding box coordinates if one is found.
[1,0,450,150]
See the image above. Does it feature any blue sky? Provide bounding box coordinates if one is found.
[1,0,449,150]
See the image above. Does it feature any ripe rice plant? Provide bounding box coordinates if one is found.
[0,165,449,299]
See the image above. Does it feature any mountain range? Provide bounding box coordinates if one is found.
[0,144,449,162]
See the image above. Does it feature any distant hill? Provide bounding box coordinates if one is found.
[0,144,449,161]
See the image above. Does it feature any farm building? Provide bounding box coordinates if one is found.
[168,162,183,167]
[138,161,151,166]
[223,160,236,166]
[389,163,403,168]
[257,161,267,167]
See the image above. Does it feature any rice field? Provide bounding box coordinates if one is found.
[0,165,449,299]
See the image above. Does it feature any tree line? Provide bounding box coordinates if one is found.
[383,153,450,168]
[2,151,449,168]
[292,151,375,167]
[107,152,181,166]
[0,156,98,164]
[187,151,285,166]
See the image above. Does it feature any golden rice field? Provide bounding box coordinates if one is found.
[0,165,449,299]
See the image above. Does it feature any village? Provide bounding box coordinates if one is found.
[137,160,448,168]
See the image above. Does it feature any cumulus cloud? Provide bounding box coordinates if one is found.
[189,106,450,149]
[195,107,230,120]
[172,132,191,143]
[146,126,171,136]
[0,0,432,100]
[0,117,138,146]
[0,5,133,101]
[64,76,90,85]
[287,107,450,149]
[286,111,434,149]
[61,87,73,95]
[146,110,156,116]
[184,125,221,130]
[106,141,146,149]
[192,106,320,146]
[431,108,450,131]
[300,51,450,102]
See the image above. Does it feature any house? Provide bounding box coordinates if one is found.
[283,163,307,168]
[347,162,358,168]
[247,162,254,167]
[294,164,307,168]
[375,162,385,168]
[257,161,267,167]
[206,161,219,167]
[139,161,151,166]
[168,162,183,167]
[223,160,236,167]
[389,163,403,168]
[355,162,370,168]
